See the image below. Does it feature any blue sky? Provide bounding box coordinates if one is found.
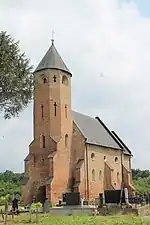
[124,0,150,17]
[1,0,150,172]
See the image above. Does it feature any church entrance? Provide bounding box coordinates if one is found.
[36,185,46,204]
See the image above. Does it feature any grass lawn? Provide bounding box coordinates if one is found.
[2,214,150,225]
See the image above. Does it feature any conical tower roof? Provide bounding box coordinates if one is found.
[34,40,71,75]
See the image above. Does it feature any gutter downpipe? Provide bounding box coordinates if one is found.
[120,148,124,206]
[85,138,89,200]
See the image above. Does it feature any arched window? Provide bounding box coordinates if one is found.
[115,157,118,163]
[65,134,68,147]
[62,75,68,85]
[92,169,95,181]
[99,170,102,181]
[40,134,45,148]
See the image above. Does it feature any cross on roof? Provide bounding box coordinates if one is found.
[51,30,55,44]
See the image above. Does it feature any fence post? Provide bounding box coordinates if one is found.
[4,201,8,225]
[11,211,14,220]
[1,209,4,221]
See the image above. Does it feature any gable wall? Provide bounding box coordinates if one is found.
[87,144,123,200]
[70,122,132,201]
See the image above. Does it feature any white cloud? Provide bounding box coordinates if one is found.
[0,0,150,171]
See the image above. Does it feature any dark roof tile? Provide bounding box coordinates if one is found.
[34,41,71,75]
[72,111,122,150]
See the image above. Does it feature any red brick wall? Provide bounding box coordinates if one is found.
[22,68,73,205]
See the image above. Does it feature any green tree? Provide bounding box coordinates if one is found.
[0,31,33,119]
[132,169,150,180]
[132,169,150,194]
[0,170,23,201]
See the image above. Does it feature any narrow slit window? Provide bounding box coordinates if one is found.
[92,169,95,181]
[65,104,67,118]
[43,135,45,148]
[99,170,102,181]
[41,104,44,119]
[40,134,43,148]
[54,102,57,116]
[117,172,120,182]
[65,134,68,147]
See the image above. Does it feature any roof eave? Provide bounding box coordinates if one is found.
[33,67,72,76]
[95,116,124,150]
[85,141,122,150]
[86,141,132,156]
[111,131,132,154]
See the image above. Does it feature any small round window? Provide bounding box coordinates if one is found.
[91,152,95,160]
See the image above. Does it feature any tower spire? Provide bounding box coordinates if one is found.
[34,32,72,76]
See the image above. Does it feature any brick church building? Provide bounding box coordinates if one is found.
[21,39,135,205]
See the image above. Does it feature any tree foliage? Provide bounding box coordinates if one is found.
[0,170,23,202]
[132,169,150,194]
[0,31,33,119]
[132,169,150,180]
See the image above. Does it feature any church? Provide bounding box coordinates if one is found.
[21,39,135,205]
